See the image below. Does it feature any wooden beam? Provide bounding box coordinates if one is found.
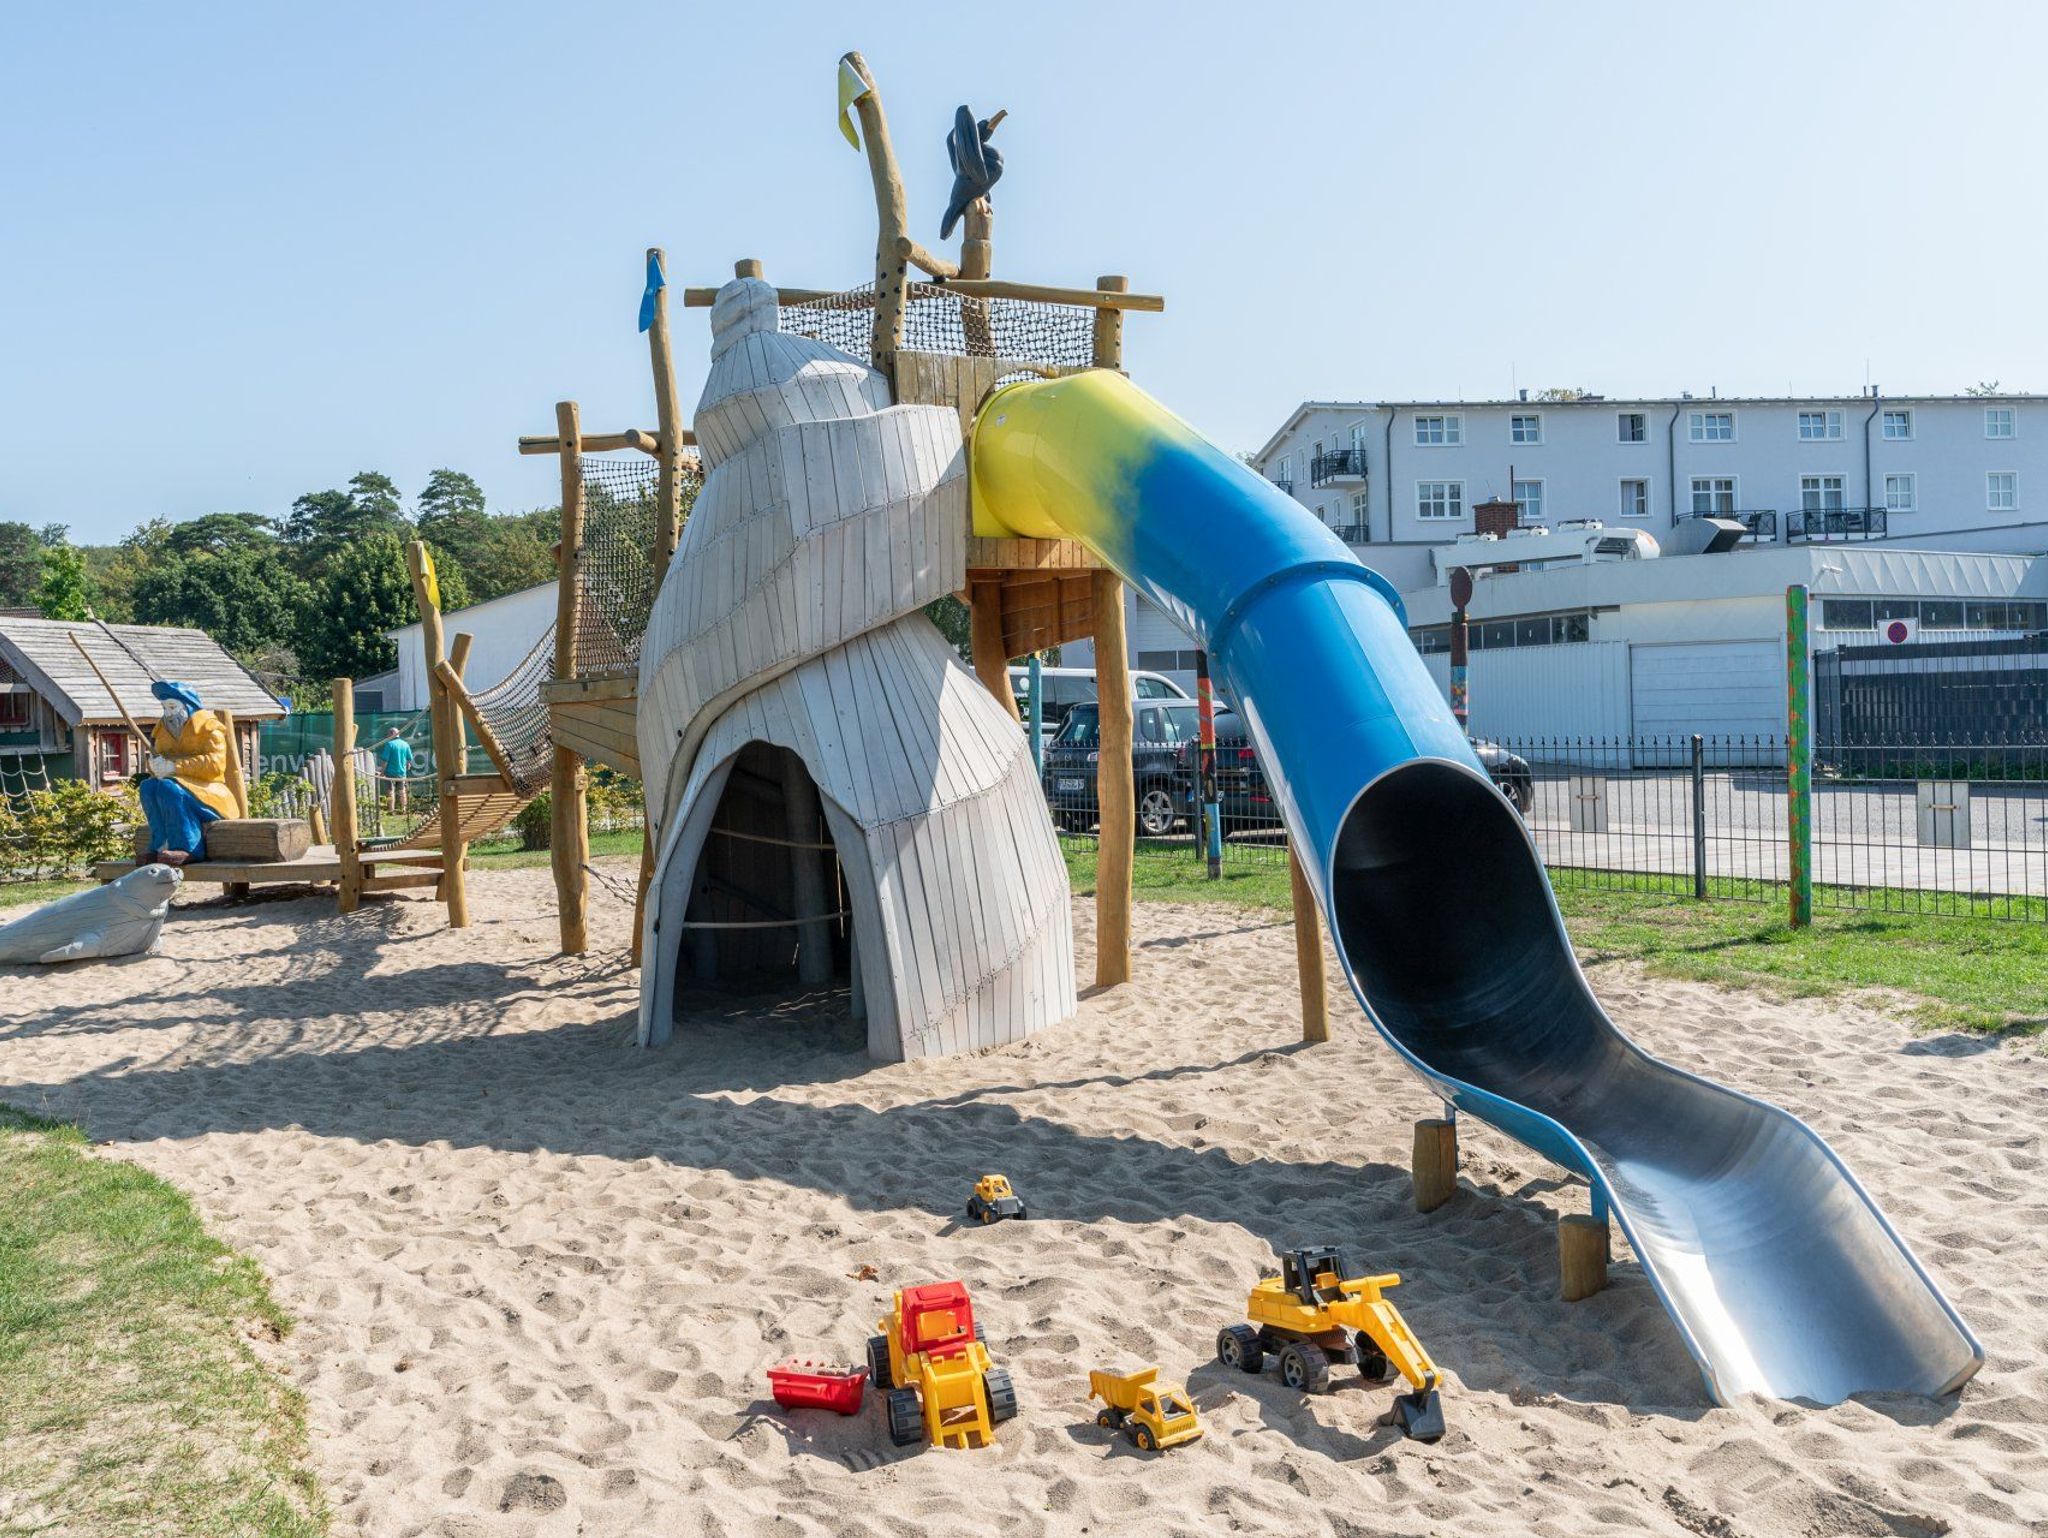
[517,427,679,456]
[647,244,687,588]
[216,706,250,818]
[1090,273,1134,991]
[539,675,636,704]
[434,659,520,787]
[406,540,468,928]
[840,51,909,378]
[332,678,361,913]
[1289,843,1330,1043]
[899,237,960,281]
[968,579,1021,724]
[684,274,1164,314]
[448,631,473,682]
[552,400,590,955]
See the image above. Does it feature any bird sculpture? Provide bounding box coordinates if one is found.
[940,105,1005,240]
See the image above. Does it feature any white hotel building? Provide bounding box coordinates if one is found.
[1251,391,2048,595]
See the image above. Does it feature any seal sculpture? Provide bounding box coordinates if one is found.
[0,863,183,964]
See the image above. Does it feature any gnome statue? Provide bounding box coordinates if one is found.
[140,680,237,865]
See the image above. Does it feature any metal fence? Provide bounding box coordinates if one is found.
[1040,726,2048,919]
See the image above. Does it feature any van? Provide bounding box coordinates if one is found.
[1007,665,1189,742]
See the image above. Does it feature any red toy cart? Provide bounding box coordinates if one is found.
[767,1359,869,1415]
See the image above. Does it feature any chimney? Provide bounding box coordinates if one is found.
[1473,495,1520,540]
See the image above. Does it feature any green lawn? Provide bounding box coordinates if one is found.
[1063,841,2048,1034]
[467,826,645,871]
[0,877,92,911]
[0,1108,325,1536]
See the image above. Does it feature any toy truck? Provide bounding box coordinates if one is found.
[966,1173,1027,1223]
[1217,1244,1446,1441]
[866,1280,1017,1449]
[1087,1366,1202,1451]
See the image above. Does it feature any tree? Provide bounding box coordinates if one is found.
[132,540,311,658]
[281,473,409,567]
[294,528,469,683]
[165,511,278,555]
[417,468,486,527]
[0,522,44,608]
[37,542,93,620]
[1534,386,1590,402]
[348,471,406,526]
[1966,380,2004,397]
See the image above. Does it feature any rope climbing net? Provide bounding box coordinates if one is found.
[777,281,1096,371]
[465,625,557,798]
[573,452,702,678]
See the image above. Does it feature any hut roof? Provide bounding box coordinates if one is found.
[0,618,284,728]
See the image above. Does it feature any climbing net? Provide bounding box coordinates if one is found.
[777,281,1096,370]
[572,452,702,679]
[0,752,54,799]
[465,626,556,797]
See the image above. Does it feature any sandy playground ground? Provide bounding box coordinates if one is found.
[0,861,2043,1538]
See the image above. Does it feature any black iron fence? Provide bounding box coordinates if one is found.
[1787,505,1888,543]
[1817,634,2048,754]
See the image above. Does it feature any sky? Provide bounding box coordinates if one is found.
[5,0,2046,543]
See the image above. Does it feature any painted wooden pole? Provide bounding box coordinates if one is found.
[1288,842,1329,1042]
[1026,655,1044,776]
[1786,583,1813,928]
[553,400,591,955]
[1448,566,1474,731]
[332,678,361,913]
[1090,276,1134,988]
[1195,649,1222,878]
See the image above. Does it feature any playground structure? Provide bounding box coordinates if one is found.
[307,48,1980,1412]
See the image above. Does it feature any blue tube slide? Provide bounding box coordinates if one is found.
[972,369,1983,1406]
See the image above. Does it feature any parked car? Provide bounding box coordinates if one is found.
[1474,740,1534,815]
[1042,698,1203,836]
[1171,709,1282,834]
[1008,665,1189,747]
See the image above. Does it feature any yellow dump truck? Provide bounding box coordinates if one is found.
[1218,1244,1446,1441]
[1087,1366,1203,1451]
[867,1281,1016,1449]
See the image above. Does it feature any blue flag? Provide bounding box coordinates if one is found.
[638,250,666,334]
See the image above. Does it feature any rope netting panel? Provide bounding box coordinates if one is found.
[465,625,559,797]
[777,282,1095,371]
[573,452,701,677]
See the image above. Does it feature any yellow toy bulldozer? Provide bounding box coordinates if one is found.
[867,1281,1017,1449]
[1218,1244,1446,1441]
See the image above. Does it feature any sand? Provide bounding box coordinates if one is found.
[0,862,2042,1538]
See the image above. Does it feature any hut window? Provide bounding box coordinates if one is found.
[0,691,27,728]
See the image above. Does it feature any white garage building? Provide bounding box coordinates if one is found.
[381,581,555,712]
[1400,544,2047,752]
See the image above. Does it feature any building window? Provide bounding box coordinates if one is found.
[1800,474,1846,512]
[1347,488,1372,542]
[1883,473,1916,512]
[1820,596,2048,632]
[1689,475,1737,515]
[1618,479,1650,518]
[1414,414,1462,446]
[1988,471,2018,511]
[1512,478,1544,522]
[1510,413,1542,444]
[1416,480,1464,520]
[1617,411,1647,443]
[1986,407,2016,439]
[1881,408,1913,440]
[0,691,28,729]
[1688,410,1734,442]
[1797,409,1844,441]
[1350,420,1371,454]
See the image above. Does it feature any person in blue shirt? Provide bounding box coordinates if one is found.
[373,727,416,813]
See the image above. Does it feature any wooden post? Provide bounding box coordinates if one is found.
[968,578,1021,722]
[840,51,909,381]
[216,707,249,816]
[1288,843,1329,1042]
[1559,1214,1610,1301]
[406,540,468,928]
[448,632,473,682]
[1412,1118,1458,1213]
[1089,274,1133,988]
[332,679,361,913]
[553,399,591,955]
[781,755,833,985]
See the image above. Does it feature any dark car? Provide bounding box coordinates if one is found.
[1170,709,1283,834]
[1042,699,1203,837]
[1473,740,1534,815]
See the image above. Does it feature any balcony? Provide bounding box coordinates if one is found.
[1329,523,1370,544]
[1310,448,1368,487]
[1787,506,1888,544]
[1681,507,1779,543]
[1271,478,1294,496]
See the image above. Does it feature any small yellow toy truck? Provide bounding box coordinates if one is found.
[1088,1366,1202,1451]
[867,1281,1017,1449]
[966,1173,1027,1223]
[1218,1244,1446,1441]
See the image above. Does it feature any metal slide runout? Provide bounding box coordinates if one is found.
[970,369,1984,1405]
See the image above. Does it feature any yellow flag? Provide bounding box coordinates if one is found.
[837,57,867,150]
[419,546,441,612]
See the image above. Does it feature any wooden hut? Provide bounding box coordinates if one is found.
[0,617,283,789]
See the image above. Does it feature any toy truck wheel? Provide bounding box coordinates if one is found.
[983,1367,1018,1423]
[1279,1341,1332,1394]
[1131,1423,1157,1451]
[1217,1324,1264,1374]
[1013,1202,1027,1220]
[1095,1407,1120,1429]
[1354,1333,1391,1382]
[885,1387,924,1446]
[866,1334,894,1391]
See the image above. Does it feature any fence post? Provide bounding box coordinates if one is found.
[1690,733,1706,899]
[1195,649,1222,879]
[1786,584,1814,927]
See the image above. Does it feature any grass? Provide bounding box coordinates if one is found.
[467,826,645,871]
[0,878,90,911]
[1063,840,2048,1034]
[0,1107,325,1536]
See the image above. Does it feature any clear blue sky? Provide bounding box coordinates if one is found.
[5,1,2044,542]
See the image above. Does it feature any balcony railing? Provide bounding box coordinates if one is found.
[1681,506,1779,542]
[1328,523,1370,544]
[1310,448,1368,487]
[1271,478,1294,496]
[1787,505,1888,544]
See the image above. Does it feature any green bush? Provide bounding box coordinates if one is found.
[509,774,643,853]
[0,780,140,880]
[247,769,313,819]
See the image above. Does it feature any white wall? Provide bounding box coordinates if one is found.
[1423,641,1632,742]
[388,583,555,712]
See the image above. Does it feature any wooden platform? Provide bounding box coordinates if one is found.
[94,848,346,885]
[542,675,640,778]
